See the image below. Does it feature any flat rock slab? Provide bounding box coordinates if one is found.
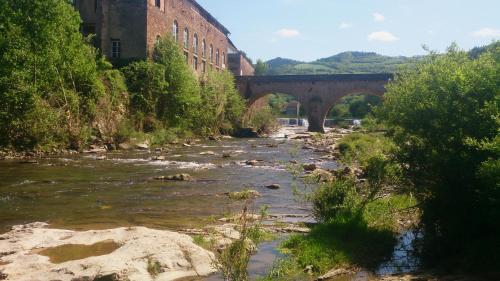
[0,222,216,281]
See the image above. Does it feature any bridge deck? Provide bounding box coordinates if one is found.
[235,73,393,82]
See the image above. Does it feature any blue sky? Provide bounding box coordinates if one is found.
[196,0,500,62]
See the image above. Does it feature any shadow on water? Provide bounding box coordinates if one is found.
[325,230,420,281]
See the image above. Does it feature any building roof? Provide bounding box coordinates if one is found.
[189,0,230,36]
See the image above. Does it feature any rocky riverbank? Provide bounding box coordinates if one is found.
[0,223,216,281]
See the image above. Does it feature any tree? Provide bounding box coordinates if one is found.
[254,59,268,76]
[378,43,500,269]
[0,0,105,149]
[122,61,168,121]
[198,69,245,135]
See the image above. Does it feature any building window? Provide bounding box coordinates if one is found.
[222,52,226,68]
[193,56,198,71]
[209,45,213,63]
[155,0,161,8]
[216,49,220,66]
[111,39,121,58]
[201,39,206,58]
[202,61,206,73]
[184,51,189,63]
[172,21,179,42]
[183,28,189,49]
[82,23,96,36]
[193,34,198,54]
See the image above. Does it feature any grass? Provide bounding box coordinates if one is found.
[261,193,417,278]
[192,235,213,250]
[281,218,396,274]
[147,257,162,277]
[228,189,260,200]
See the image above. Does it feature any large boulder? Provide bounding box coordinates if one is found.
[0,223,216,281]
[155,174,194,181]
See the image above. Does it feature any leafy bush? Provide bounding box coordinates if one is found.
[122,60,168,121]
[198,70,245,135]
[245,105,279,134]
[0,0,126,150]
[153,36,200,129]
[312,179,360,223]
[378,43,500,269]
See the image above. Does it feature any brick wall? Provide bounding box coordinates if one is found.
[146,0,230,73]
[77,0,246,74]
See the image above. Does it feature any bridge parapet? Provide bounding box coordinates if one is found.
[235,73,393,83]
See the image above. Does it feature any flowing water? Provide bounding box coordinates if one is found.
[0,127,418,280]
[0,129,331,233]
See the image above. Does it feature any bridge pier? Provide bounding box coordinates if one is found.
[303,97,326,133]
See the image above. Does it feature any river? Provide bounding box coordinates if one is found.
[0,126,419,280]
[0,127,332,234]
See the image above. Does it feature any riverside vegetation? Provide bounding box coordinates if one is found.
[1,0,499,280]
[0,0,270,153]
[261,43,500,280]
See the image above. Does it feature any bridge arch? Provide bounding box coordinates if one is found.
[322,90,385,128]
[236,74,392,132]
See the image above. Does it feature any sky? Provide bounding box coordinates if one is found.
[196,0,500,62]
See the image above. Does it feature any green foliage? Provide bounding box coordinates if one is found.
[122,60,168,122]
[153,36,201,129]
[312,179,360,223]
[228,189,260,201]
[254,59,268,76]
[281,220,396,274]
[198,70,245,135]
[329,94,382,119]
[147,257,162,277]
[336,132,403,189]
[245,105,279,134]
[0,0,121,150]
[378,43,500,269]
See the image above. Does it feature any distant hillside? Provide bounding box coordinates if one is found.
[265,51,419,75]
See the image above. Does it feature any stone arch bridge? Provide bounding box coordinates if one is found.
[235,74,393,132]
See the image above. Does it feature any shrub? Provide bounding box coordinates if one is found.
[311,179,360,223]
[198,69,245,135]
[153,36,200,129]
[244,105,279,134]
[378,43,500,269]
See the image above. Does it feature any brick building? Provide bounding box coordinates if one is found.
[74,0,254,76]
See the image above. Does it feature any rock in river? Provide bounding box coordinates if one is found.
[155,174,194,181]
[199,151,216,156]
[135,143,150,150]
[118,143,132,150]
[266,184,281,190]
[245,160,259,166]
[0,222,216,281]
[303,163,317,172]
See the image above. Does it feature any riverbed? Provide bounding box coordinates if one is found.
[0,128,332,235]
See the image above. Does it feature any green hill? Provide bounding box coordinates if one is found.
[265,51,419,75]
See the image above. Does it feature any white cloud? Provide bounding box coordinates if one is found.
[339,22,353,30]
[472,28,500,38]
[373,12,385,22]
[276,28,301,38]
[368,31,399,42]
